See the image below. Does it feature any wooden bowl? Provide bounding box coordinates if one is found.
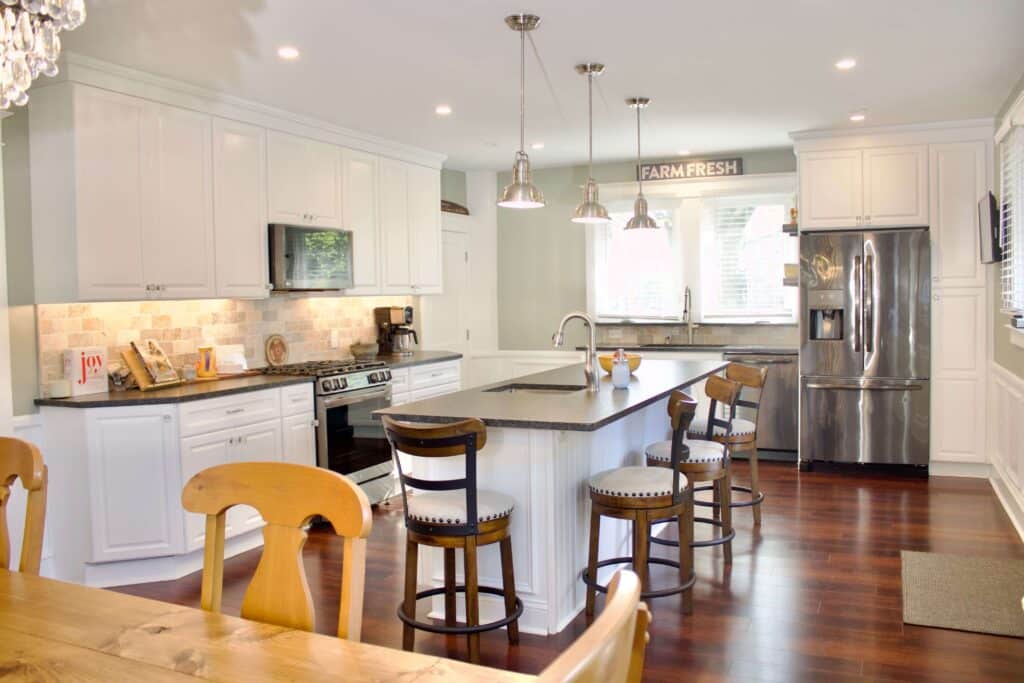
[598,353,642,374]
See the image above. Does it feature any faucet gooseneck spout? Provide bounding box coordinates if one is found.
[553,311,600,392]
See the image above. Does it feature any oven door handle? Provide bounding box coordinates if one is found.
[319,385,391,409]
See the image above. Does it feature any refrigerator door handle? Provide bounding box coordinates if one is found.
[805,380,924,391]
[864,247,875,356]
[853,255,862,353]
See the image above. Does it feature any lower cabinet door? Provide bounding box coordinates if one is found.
[87,407,184,562]
[282,412,316,467]
[180,428,235,552]
[230,419,284,534]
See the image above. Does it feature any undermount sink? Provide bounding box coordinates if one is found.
[484,383,587,395]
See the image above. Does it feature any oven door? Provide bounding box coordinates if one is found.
[315,385,393,486]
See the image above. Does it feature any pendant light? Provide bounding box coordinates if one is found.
[571,63,610,224]
[625,97,658,229]
[498,14,545,209]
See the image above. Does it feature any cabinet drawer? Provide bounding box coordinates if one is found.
[179,388,281,437]
[389,368,410,393]
[280,382,315,417]
[409,361,461,390]
[409,381,461,402]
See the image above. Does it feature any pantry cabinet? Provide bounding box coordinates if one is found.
[929,141,987,288]
[380,158,443,294]
[267,131,342,227]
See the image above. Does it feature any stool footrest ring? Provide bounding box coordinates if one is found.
[650,516,736,548]
[397,585,523,636]
[693,483,765,510]
[581,556,696,600]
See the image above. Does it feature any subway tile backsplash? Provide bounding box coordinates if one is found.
[596,323,799,347]
[36,295,413,392]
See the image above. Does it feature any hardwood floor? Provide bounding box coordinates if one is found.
[112,461,1024,682]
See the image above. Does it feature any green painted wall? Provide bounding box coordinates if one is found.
[496,148,797,350]
[441,168,467,207]
[995,71,1024,379]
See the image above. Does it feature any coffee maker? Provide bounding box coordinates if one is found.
[374,306,418,356]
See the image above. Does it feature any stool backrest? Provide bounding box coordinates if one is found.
[181,462,372,641]
[0,437,47,575]
[698,375,743,443]
[381,416,487,537]
[665,391,699,503]
[538,570,651,683]
[726,362,770,424]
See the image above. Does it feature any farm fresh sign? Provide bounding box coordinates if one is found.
[638,157,743,181]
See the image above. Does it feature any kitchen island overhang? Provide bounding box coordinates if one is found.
[374,359,727,635]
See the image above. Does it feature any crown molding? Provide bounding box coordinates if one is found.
[48,52,447,168]
[995,89,1024,143]
[790,118,994,152]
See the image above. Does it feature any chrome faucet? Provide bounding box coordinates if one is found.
[682,286,699,345]
[553,311,600,392]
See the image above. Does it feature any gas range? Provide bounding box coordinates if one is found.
[263,359,392,397]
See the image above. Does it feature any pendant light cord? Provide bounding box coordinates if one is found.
[519,27,526,154]
[635,104,643,196]
[587,72,594,175]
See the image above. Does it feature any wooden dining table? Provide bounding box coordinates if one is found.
[0,570,536,682]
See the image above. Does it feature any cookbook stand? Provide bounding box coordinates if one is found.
[120,350,183,392]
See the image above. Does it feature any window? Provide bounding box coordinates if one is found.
[698,194,796,321]
[1002,127,1023,312]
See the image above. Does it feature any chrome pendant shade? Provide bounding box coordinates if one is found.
[498,13,544,209]
[625,97,658,230]
[571,63,610,224]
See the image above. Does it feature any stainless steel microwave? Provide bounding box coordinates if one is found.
[269,224,354,291]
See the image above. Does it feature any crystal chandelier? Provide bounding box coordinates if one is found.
[0,0,86,109]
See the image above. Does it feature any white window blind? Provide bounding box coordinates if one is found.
[1002,127,1024,312]
[698,194,796,321]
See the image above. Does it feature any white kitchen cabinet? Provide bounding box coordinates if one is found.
[409,382,461,402]
[379,158,442,294]
[267,131,341,227]
[929,141,987,288]
[230,419,284,533]
[380,158,412,292]
[213,118,270,298]
[799,150,863,229]
[180,427,236,551]
[282,413,317,467]
[341,148,382,294]
[85,406,183,563]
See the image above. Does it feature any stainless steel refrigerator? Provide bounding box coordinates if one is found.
[799,227,930,467]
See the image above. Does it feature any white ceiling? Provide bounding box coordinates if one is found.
[63,0,1024,170]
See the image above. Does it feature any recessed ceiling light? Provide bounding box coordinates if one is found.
[677,149,691,156]
[849,111,867,122]
[835,57,857,71]
[277,46,300,61]
[531,142,544,150]
[435,104,452,116]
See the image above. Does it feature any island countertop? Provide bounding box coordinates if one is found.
[374,358,726,431]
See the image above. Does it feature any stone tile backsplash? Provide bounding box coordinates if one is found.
[596,323,799,348]
[36,295,413,390]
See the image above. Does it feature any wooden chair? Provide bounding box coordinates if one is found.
[539,570,651,683]
[0,437,47,575]
[646,375,743,563]
[583,391,697,616]
[687,363,770,525]
[381,416,522,665]
[181,461,372,640]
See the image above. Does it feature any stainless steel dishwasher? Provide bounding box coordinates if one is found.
[722,352,798,452]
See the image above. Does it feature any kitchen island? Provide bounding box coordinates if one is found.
[375,358,726,635]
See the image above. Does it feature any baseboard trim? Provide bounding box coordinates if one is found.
[929,461,990,478]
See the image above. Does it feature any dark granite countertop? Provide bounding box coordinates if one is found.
[581,345,798,355]
[375,350,463,370]
[35,374,313,408]
[374,358,726,432]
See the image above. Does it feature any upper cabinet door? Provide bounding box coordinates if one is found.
[72,87,150,300]
[929,141,987,288]
[379,159,412,292]
[341,148,381,294]
[142,104,216,299]
[267,131,340,227]
[213,118,269,298]
[799,150,863,229]
[407,163,443,293]
[862,145,928,227]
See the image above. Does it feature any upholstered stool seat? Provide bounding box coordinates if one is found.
[407,490,515,525]
[589,466,689,499]
[645,439,725,464]
[687,416,757,439]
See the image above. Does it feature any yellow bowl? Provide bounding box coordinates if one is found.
[598,353,642,375]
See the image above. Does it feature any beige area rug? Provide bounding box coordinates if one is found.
[901,551,1024,638]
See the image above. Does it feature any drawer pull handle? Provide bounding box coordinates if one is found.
[226,408,245,415]
[290,396,306,402]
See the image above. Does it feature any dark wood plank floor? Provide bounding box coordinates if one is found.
[113,461,1024,682]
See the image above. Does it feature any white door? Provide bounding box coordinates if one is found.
[341,148,381,294]
[379,159,412,292]
[268,132,340,227]
[306,138,342,227]
[73,86,149,300]
[929,141,987,288]
[142,103,216,299]
[213,118,269,298]
[408,163,442,293]
[420,230,470,352]
[180,427,235,551]
[231,419,283,533]
[86,407,183,562]
[798,150,863,229]
[862,145,928,227]
[282,412,316,467]
[931,288,986,464]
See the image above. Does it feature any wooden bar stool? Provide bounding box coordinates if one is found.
[645,375,743,563]
[583,391,697,616]
[381,416,522,665]
[687,363,769,526]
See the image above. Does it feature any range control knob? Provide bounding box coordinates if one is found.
[383,369,392,380]
[321,379,333,393]
[337,377,348,390]
[368,372,380,383]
